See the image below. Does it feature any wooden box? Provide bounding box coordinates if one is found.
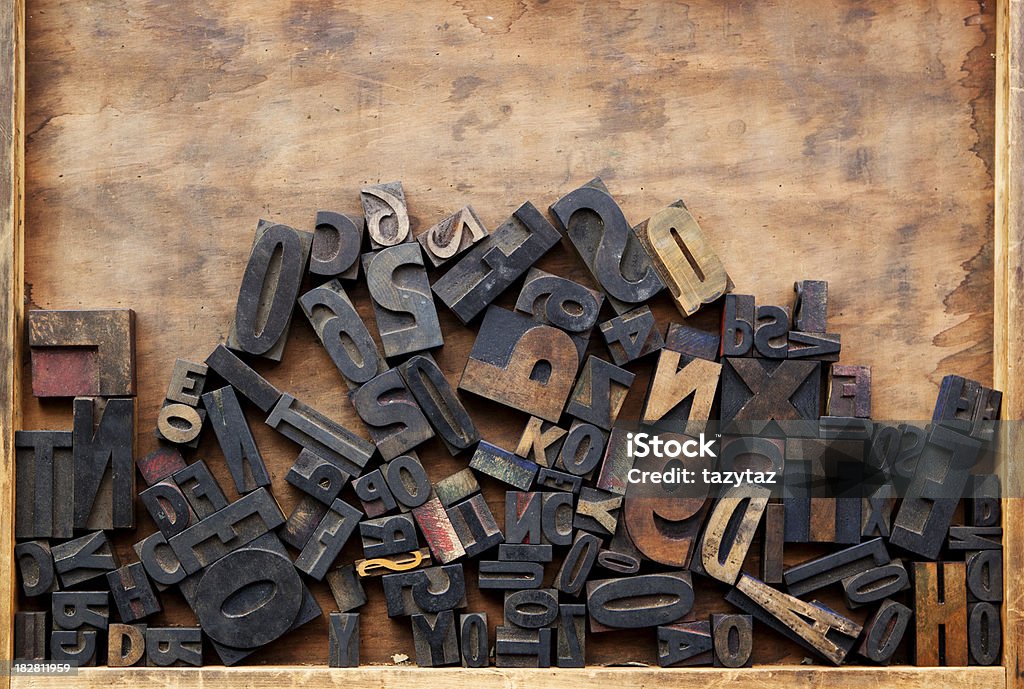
[1,0,1021,687]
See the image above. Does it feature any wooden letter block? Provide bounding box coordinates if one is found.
[500,544,554,563]
[914,561,968,666]
[156,403,204,448]
[310,210,363,279]
[134,532,185,590]
[136,446,186,488]
[695,485,770,585]
[361,181,411,249]
[725,573,862,665]
[596,427,636,496]
[360,513,420,559]
[550,178,663,313]
[202,386,269,494]
[478,560,544,590]
[16,541,57,597]
[15,430,73,539]
[599,306,664,366]
[266,393,376,477]
[326,564,368,613]
[363,243,444,358]
[515,267,604,348]
[413,495,467,564]
[754,304,790,359]
[286,448,349,505]
[432,201,561,324]
[543,492,574,546]
[28,308,135,397]
[828,364,872,418]
[666,323,720,361]
[858,599,912,664]
[351,368,434,460]
[435,468,481,507]
[166,358,208,406]
[574,487,622,537]
[597,549,640,574]
[146,627,202,667]
[355,547,432,578]
[280,494,329,551]
[642,350,721,432]
[842,561,910,608]
[515,416,567,467]
[107,562,161,623]
[793,280,828,333]
[382,564,467,617]
[556,421,607,478]
[783,538,890,598]
[295,498,363,580]
[555,532,601,596]
[556,604,586,668]
[227,220,312,361]
[966,550,1002,602]
[51,630,98,666]
[53,531,118,587]
[459,306,579,423]
[300,280,385,389]
[15,612,48,661]
[933,375,1002,441]
[52,591,109,631]
[787,331,841,361]
[761,503,785,584]
[949,526,1003,551]
[969,602,1001,666]
[587,572,694,631]
[328,613,361,668]
[495,627,552,668]
[635,200,731,317]
[353,468,398,517]
[720,294,755,357]
[171,460,228,519]
[461,612,489,667]
[399,353,479,454]
[204,344,282,412]
[658,621,712,667]
[448,494,503,557]
[968,474,1001,527]
[140,480,196,538]
[108,623,145,667]
[470,441,538,490]
[712,613,753,668]
[418,205,488,267]
[565,356,634,430]
[384,453,431,508]
[720,358,820,434]
[783,437,865,544]
[536,467,581,494]
[505,491,542,545]
[505,589,558,628]
[73,397,135,529]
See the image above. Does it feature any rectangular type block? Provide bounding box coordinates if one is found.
[28,309,135,397]
[15,430,74,539]
[362,243,444,358]
[73,397,135,529]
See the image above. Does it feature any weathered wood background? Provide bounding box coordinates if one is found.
[19,0,995,666]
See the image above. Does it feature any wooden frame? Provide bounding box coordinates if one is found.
[2,1,1021,688]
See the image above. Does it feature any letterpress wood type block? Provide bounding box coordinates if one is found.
[515,416,567,468]
[326,564,368,612]
[842,561,910,608]
[53,531,118,587]
[753,305,791,359]
[496,626,552,668]
[720,294,755,357]
[587,572,694,631]
[16,541,57,597]
[461,612,489,667]
[658,621,712,667]
[565,356,634,430]
[384,453,431,509]
[363,243,444,358]
[665,323,720,362]
[145,627,202,667]
[550,178,663,313]
[504,589,558,629]
[969,602,1001,666]
[552,604,585,668]
[505,491,542,545]
[328,613,361,668]
[596,427,636,496]
[140,480,196,538]
[556,421,607,479]
[355,547,432,578]
[433,201,561,324]
[280,494,329,550]
[966,550,1002,602]
[712,614,753,668]
[361,181,411,249]
[399,353,479,454]
[51,630,98,666]
[933,375,1003,441]
[353,468,398,517]
[828,364,871,418]
[435,468,480,507]
[858,599,912,664]
[171,459,227,519]
[108,623,145,667]
[413,495,467,564]
[382,564,467,617]
[227,220,312,361]
[819,415,874,441]
[599,306,665,366]
[300,280,385,390]
[107,562,161,623]
[266,393,376,477]
[470,441,538,491]
[574,487,623,537]
[15,612,47,661]
[164,359,207,407]
[949,526,1003,550]
[73,397,134,529]
[597,549,640,574]
[783,537,890,598]
[202,386,269,494]
[515,267,604,351]
[310,210,363,279]
[891,424,982,559]
[28,308,136,397]
[155,402,205,448]
[914,561,968,666]
[418,205,489,268]
[136,446,186,488]
[536,467,582,494]
[52,591,109,631]
[725,573,862,665]
[783,437,865,544]
[862,484,896,539]
[634,200,731,317]
[295,498,362,580]
[204,344,282,412]
[351,367,434,460]
[500,543,554,563]
[134,532,185,590]
[448,493,503,557]
[787,331,841,361]
[693,485,770,585]
[968,474,1001,527]
[478,560,544,590]
[286,448,349,506]
[761,503,785,584]
[792,280,828,333]
[168,487,285,574]
[720,358,820,435]
[412,611,460,667]
[642,350,721,432]
[361,513,420,559]
[460,306,579,423]
[555,531,601,596]
[16,430,73,539]
[543,492,574,546]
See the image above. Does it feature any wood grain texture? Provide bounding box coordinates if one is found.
[13,0,998,671]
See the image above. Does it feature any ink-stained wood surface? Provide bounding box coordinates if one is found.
[12,0,1001,673]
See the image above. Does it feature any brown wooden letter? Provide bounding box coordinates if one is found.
[399,353,479,454]
[642,350,721,432]
[914,561,968,665]
[599,306,665,366]
[828,364,872,418]
[417,205,489,267]
[363,243,444,358]
[361,181,411,249]
[565,356,635,430]
[15,430,74,539]
[300,280,386,390]
[28,309,136,397]
[310,210,363,279]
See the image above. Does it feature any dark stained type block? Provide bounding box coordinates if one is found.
[266,393,375,477]
[50,630,98,666]
[495,626,552,668]
[556,604,586,668]
[399,353,479,454]
[107,562,161,623]
[51,591,109,631]
[295,498,363,580]
[16,540,57,597]
[351,367,434,461]
[280,494,329,551]
[658,621,712,667]
[382,564,467,617]
[134,532,185,590]
[135,445,187,488]
[300,280,385,389]
[326,564,368,613]
[554,532,601,596]
[478,560,544,590]
[171,459,228,519]
[15,612,48,661]
[858,599,912,665]
[204,344,282,412]
[599,306,664,366]
[460,612,489,668]
[555,421,607,478]
[202,385,270,494]
[469,441,538,490]
[504,589,558,628]
[412,611,460,667]
[73,397,135,529]
[447,493,503,558]
[565,356,634,430]
[360,513,421,559]
[586,572,694,631]
[140,480,196,538]
[146,627,202,667]
[310,210,363,280]
[362,243,444,358]
[52,531,118,587]
[412,495,467,564]
[285,448,350,505]
[328,613,360,668]
[712,614,753,668]
[417,205,489,268]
